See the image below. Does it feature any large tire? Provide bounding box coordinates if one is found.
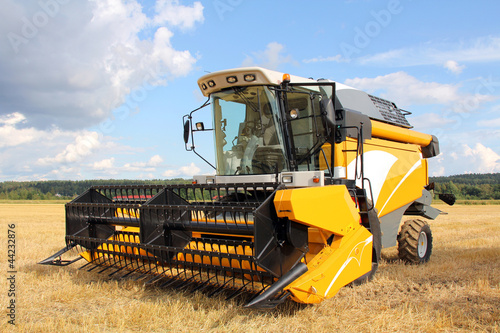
[353,206,382,285]
[397,219,433,264]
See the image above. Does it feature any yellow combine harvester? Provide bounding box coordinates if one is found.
[41,67,448,308]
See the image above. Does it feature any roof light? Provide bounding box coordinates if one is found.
[313,176,320,183]
[201,83,207,90]
[226,76,238,84]
[282,73,291,83]
[192,180,198,184]
[206,177,215,185]
[244,74,256,82]
[282,175,293,183]
[208,80,216,87]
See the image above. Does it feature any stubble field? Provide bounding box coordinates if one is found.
[0,202,499,332]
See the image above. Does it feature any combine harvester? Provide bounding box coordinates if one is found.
[41,67,451,308]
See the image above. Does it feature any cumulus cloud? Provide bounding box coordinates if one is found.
[37,132,101,165]
[444,60,465,74]
[428,141,500,176]
[0,0,204,130]
[122,155,164,172]
[242,42,296,70]
[162,162,200,178]
[0,112,42,148]
[0,111,125,180]
[154,0,204,29]
[344,71,494,110]
[462,143,500,173]
[92,157,116,171]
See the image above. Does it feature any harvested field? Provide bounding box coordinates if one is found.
[0,203,499,332]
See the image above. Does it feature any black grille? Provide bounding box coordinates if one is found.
[369,95,412,128]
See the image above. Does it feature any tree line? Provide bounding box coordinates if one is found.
[0,173,498,200]
[0,179,191,200]
[430,173,500,200]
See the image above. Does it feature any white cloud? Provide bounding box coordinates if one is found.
[148,154,163,166]
[179,162,200,175]
[432,166,445,177]
[37,132,101,165]
[242,42,295,70]
[0,112,26,126]
[122,155,164,172]
[44,166,84,180]
[477,117,500,128]
[92,157,116,170]
[303,55,348,64]
[359,36,500,67]
[154,0,204,29]
[151,27,198,78]
[409,113,456,129]
[162,162,200,178]
[429,142,500,176]
[0,112,42,148]
[0,0,203,130]
[462,143,500,173]
[444,60,465,75]
[344,71,494,110]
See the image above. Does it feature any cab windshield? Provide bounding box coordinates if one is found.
[212,86,289,175]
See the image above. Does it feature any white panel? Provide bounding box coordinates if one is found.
[347,150,398,207]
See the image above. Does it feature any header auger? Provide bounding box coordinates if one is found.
[41,67,449,308]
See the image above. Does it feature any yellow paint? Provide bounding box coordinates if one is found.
[285,225,373,303]
[371,120,432,147]
[116,208,140,218]
[79,227,151,262]
[274,185,360,236]
[320,136,428,218]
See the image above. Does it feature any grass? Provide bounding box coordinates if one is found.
[0,203,499,332]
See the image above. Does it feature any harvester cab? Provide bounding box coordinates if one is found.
[41,67,443,308]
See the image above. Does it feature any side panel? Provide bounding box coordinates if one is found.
[274,185,359,236]
[273,185,373,303]
[321,138,429,248]
[286,226,373,303]
[340,137,428,218]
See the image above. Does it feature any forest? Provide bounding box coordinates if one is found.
[0,173,498,201]
[0,179,190,200]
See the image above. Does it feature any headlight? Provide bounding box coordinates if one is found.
[244,74,256,82]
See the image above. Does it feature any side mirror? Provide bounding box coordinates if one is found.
[183,120,190,144]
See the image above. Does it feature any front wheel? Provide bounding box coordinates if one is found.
[397,219,433,264]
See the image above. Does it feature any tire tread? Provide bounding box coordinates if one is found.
[397,219,432,264]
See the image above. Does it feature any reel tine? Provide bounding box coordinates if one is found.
[225,281,250,301]
[208,277,235,298]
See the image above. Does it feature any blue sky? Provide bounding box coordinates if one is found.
[1,0,499,180]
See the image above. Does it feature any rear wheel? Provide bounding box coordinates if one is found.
[397,219,433,264]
